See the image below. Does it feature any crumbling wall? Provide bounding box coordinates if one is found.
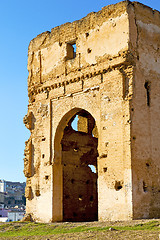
[130,2,160,219]
[24,0,133,222]
[24,0,160,222]
[24,102,53,222]
[27,1,130,99]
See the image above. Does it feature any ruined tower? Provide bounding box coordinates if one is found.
[24,1,160,222]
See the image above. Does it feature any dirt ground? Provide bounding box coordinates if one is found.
[0,220,160,240]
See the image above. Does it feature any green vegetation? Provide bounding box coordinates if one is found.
[0,220,159,237]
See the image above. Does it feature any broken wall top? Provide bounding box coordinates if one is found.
[27,1,160,99]
[28,1,160,52]
[28,1,129,52]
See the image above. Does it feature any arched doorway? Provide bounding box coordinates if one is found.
[53,108,98,222]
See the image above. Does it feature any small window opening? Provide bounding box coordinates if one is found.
[66,42,76,60]
[42,154,45,158]
[144,82,150,107]
[88,165,96,173]
[103,167,107,173]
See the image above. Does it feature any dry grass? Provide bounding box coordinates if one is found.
[0,219,160,239]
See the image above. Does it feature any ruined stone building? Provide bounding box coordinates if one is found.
[24,0,160,222]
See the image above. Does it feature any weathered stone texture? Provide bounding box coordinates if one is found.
[24,1,160,222]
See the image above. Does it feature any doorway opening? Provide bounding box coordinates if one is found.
[57,109,98,221]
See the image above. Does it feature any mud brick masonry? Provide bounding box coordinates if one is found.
[23,0,160,222]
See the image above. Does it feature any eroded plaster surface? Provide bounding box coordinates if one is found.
[24,1,160,222]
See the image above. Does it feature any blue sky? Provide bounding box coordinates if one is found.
[0,0,160,183]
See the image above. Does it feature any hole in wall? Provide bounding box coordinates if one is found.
[100,153,107,159]
[105,142,109,147]
[146,163,150,167]
[35,184,40,197]
[45,175,49,180]
[72,43,76,57]
[42,137,46,141]
[66,41,76,59]
[35,189,40,197]
[73,147,79,152]
[115,181,123,191]
[143,181,148,192]
[71,112,97,136]
[42,154,45,158]
[71,115,78,131]
[87,48,92,53]
[144,81,151,107]
[103,167,107,173]
[88,165,96,173]
[85,32,89,37]
[71,179,75,184]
